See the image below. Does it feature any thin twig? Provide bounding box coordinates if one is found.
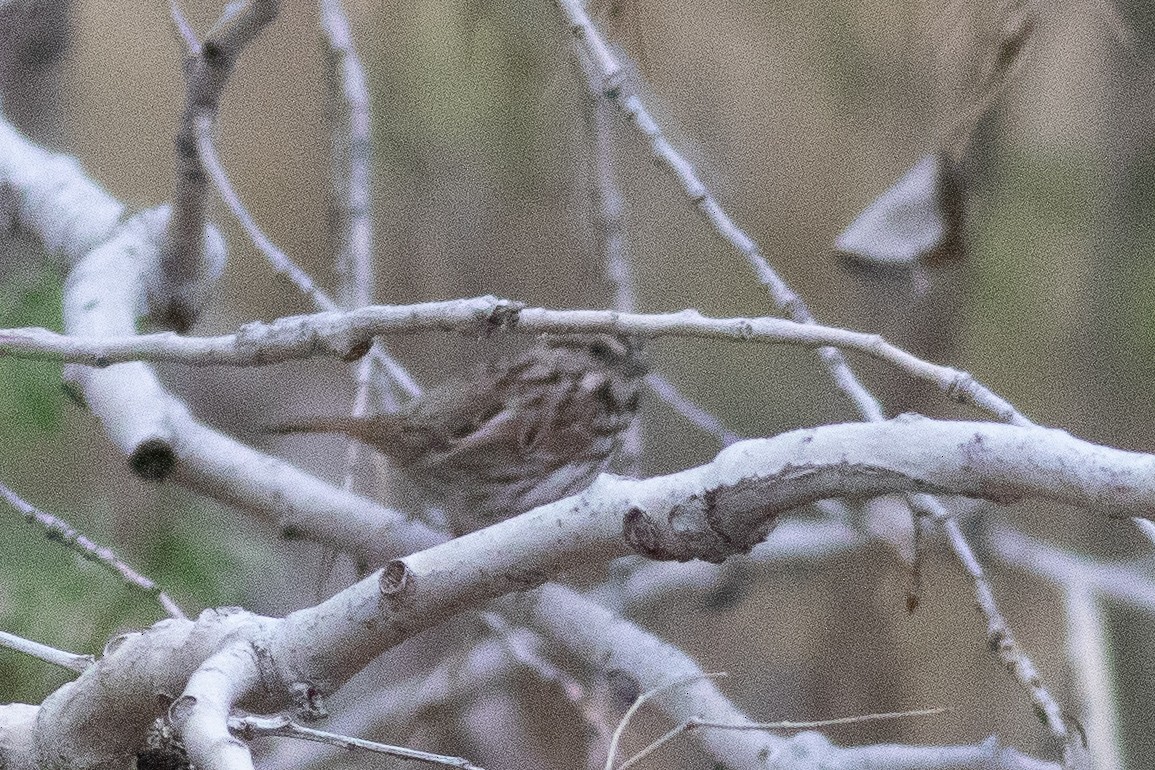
[318,0,404,516]
[644,372,741,446]
[587,61,643,469]
[0,302,1023,424]
[0,629,93,673]
[229,714,486,770]
[195,118,336,309]
[614,723,684,770]
[319,0,374,311]
[689,706,948,731]
[573,18,743,453]
[342,350,395,481]
[555,0,883,421]
[0,481,187,619]
[915,492,1069,739]
[604,671,727,770]
[618,708,947,770]
[167,0,199,54]
[584,58,634,317]
[943,518,1066,734]
[180,3,415,405]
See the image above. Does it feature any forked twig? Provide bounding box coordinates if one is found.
[619,708,947,770]
[604,671,727,770]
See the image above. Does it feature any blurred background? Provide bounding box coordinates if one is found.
[2,0,1155,766]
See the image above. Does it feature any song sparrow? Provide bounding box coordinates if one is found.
[271,333,646,535]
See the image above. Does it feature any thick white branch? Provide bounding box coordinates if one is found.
[57,205,441,560]
[276,417,1155,691]
[26,417,1109,769]
[174,643,264,770]
[160,0,275,331]
[0,704,38,770]
[63,207,179,476]
[34,610,266,770]
[0,116,122,260]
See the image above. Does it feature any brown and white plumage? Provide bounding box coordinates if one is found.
[271,333,645,535]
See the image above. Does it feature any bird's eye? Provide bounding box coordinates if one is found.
[449,422,474,440]
[519,424,541,450]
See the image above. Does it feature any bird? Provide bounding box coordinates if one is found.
[269,333,646,535]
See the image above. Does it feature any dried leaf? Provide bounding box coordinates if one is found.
[835,153,965,268]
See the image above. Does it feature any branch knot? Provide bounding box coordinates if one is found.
[622,490,775,564]
[380,560,410,598]
[481,299,524,334]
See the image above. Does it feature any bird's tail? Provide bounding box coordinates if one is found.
[265,416,380,440]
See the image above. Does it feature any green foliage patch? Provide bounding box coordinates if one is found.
[0,266,65,436]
